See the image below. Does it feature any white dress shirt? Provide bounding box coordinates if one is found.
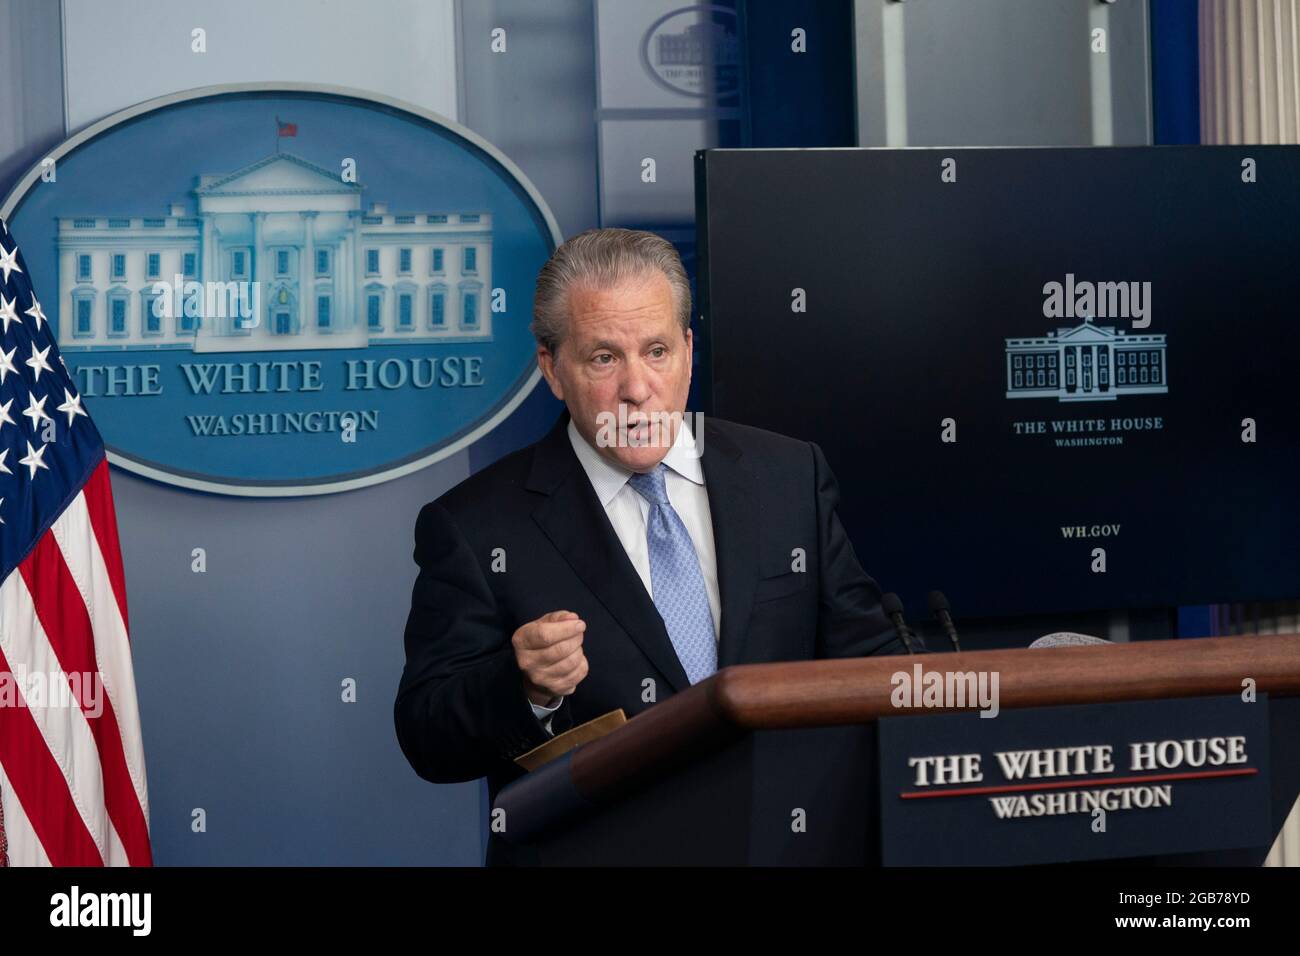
[529,417,721,731]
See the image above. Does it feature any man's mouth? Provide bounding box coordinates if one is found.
[621,416,663,445]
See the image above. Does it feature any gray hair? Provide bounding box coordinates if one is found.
[530,227,692,355]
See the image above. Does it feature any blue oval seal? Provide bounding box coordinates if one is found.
[0,84,561,496]
[641,5,739,99]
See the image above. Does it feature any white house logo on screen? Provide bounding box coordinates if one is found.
[1005,318,1168,404]
[642,5,739,98]
[2,85,560,497]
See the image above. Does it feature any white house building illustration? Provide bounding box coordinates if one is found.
[55,153,493,353]
[656,21,739,68]
[1005,317,1167,402]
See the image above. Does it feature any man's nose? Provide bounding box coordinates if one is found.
[619,357,653,405]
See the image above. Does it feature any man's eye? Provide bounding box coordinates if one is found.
[593,354,613,365]
[650,347,666,358]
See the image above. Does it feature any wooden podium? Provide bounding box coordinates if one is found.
[493,634,1300,865]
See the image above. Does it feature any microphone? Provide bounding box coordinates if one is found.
[882,592,922,654]
[927,590,961,652]
[1029,632,1112,648]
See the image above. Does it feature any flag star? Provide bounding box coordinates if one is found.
[0,294,18,333]
[0,497,5,524]
[0,397,14,429]
[57,388,87,427]
[0,449,9,475]
[19,440,49,479]
[25,343,54,382]
[0,345,15,384]
[0,243,21,284]
[24,297,47,331]
[21,391,51,427]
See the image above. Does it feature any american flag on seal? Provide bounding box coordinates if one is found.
[0,219,151,866]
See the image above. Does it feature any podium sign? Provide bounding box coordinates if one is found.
[878,695,1272,865]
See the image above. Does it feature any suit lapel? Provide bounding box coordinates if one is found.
[528,415,691,693]
[700,419,759,669]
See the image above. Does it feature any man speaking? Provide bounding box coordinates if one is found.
[394,228,904,855]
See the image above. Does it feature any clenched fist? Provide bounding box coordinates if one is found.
[514,610,589,707]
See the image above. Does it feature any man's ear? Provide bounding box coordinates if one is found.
[537,346,564,401]
[684,327,694,383]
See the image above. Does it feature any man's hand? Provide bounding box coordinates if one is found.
[513,610,589,706]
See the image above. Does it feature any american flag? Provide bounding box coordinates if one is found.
[0,220,151,866]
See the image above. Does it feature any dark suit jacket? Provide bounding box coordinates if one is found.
[394,411,904,862]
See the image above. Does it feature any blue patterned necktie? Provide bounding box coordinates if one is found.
[626,463,718,685]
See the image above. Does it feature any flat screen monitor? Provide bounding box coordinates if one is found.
[695,146,1298,618]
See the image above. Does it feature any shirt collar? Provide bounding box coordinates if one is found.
[567,414,705,507]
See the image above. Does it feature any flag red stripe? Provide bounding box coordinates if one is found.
[0,774,8,866]
[18,534,152,866]
[82,460,131,636]
[0,641,104,866]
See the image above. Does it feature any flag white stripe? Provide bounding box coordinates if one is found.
[0,570,110,862]
[106,818,128,867]
[50,490,150,825]
[0,760,52,867]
